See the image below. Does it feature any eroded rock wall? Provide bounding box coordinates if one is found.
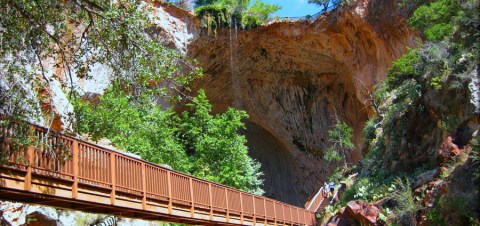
[187,0,417,206]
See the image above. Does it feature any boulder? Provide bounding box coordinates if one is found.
[436,136,460,165]
[345,201,381,226]
[326,201,382,226]
[413,169,437,188]
[25,206,59,226]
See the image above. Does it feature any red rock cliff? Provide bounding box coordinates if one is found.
[186,0,417,206]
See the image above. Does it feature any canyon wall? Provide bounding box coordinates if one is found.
[4,0,417,208]
[187,0,417,206]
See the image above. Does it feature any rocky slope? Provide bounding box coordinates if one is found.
[186,0,416,206]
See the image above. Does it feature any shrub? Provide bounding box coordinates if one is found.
[194,0,280,31]
[408,0,461,41]
[388,178,421,225]
[73,88,264,194]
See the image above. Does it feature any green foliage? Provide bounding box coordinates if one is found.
[0,0,201,121]
[324,120,354,167]
[385,49,421,89]
[323,147,344,162]
[409,0,461,41]
[194,0,280,30]
[241,0,281,28]
[341,174,394,204]
[388,178,421,225]
[73,88,264,194]
[307,0,351,11]
[341,1,479,225]
[0,119,34,164]
[378,207,392,224]
[426,207,447,226]
[178,90,264,194]
[470,137,480,180]
[74,88,191,172]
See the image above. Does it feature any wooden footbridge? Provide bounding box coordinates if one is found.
[0,122,316,225]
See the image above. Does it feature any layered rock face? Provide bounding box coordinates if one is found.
[2,0,417,208]
[187,0,416,206]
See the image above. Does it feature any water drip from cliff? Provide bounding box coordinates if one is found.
[230,17,242,108]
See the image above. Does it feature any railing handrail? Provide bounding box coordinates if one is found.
[305,186,325,211]
[1,120,314,224]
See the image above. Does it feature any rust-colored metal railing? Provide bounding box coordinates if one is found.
[0,122,316,225]
[304,186,327,213]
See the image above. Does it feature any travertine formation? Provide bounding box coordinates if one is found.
[13,0,417,207]
[187,0,416,206]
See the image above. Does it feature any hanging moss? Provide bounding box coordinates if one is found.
[195,5,230,35]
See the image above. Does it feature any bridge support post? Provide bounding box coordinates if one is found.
[72,140,79,199]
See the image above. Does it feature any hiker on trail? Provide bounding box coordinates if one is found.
[329,181,335,197]
[323,182,328,197]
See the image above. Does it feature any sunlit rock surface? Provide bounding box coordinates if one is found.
[5,0,417,208]
[187,0,416,206]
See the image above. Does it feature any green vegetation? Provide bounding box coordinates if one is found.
[74,88,264,194]
[307,0,351,11]
[0,0,264,194]
[194,0,280,31]
[409,0,461,41]
[388,178,421,225]
[324,120,354,168]
[334,0,479,224]
[0,0,201,145]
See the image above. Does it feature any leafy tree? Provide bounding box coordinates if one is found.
[74,88,264,194]
[307,0,350,12]
[194,0,280,29]
[242,0,281,27]
[324,119,354,168]
[0,0,201,166]
[74,88,191,172]
[0,0,201,123]
[308,0,333,11]
[409,0,461,41]
[178,90,264,194]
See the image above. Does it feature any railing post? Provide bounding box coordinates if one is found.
[282,204,286,225]
[208,183,213,220]
[252,195,256,225]
[142,163,147,210]
[72,140,79,199]
[296,208,300,225]
[263,198,267,225]
[167,171,172,214]
[303,209,307,225]
[24,143,34,191]
[110,153,116,205]
[225,188,229,222]
[189,177,194,217]
[273,201,277,225]
[288,206,293,225]
[239,192,244,224]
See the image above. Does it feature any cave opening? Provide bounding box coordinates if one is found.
[242,120,304,207]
